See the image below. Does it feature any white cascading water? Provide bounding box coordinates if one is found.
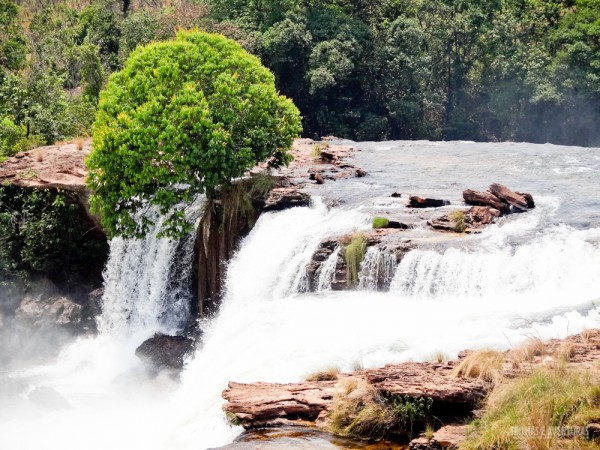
[0,198,206,450]
[358,246,398,291]
[100,202,202,336]
[2,141,600,450]
[316,246,341,291]
[168,197,600,449]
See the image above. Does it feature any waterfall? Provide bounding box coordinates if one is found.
[390,225,600,301]
[316,246,341,291]
[3,140,600,450]
[99,198,205,336]
[358,247,397,291]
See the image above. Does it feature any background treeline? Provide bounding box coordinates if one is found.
[1,0,599,160]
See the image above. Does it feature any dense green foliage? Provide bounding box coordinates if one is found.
[1,0,599,159]
[87,30,301,238]
[0,186,108,280]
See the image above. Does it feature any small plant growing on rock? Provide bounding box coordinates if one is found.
[225,411,241,426]
[449,210,466,233]
[311,143,323,159]
[344,233,367,286]
[391,395,433,438]
[34,149,44,162]
[430,351,450,363]
[510,336,546,366]
[75,138,85,151]
[372,217,389,229]
[424,423,435,441]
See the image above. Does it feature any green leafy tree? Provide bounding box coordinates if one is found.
[0,0,27,71]
[0,116,27,161]
[87,30,302,238]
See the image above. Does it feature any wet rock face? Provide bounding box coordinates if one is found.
[303,234,414,292]
[262,188,311,212]
[135,333,195,370]
[17,295,83,330]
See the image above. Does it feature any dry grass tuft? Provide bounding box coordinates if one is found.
[452,350,505,383]
[75,138,85,151]
[311,143,325,159]
[449,210,467,233]
[581,329,594,344]
[554,342,576,363]
[510,336,546,366]
[330,378,395,440]
[430,351,450,363]
[34,148,44,162]
[305,366,340,382]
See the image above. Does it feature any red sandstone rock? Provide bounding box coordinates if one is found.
[222,381,338,427]
[223,363,488,429]
[462,189,509,213]
[489,183,529,210]
[0,140,90,190]
[362,363,488,404]
[464,206,501,227]
[409,424,467,449]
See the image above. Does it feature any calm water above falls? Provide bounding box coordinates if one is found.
[2,141,600,450]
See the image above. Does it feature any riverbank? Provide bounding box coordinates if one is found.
[221,329,600,449]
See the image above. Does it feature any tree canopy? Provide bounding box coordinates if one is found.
[86,30,301,238]
[1,0,599,154]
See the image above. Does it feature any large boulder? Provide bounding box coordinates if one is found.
[135,333,195,370]
[16,295,83,329]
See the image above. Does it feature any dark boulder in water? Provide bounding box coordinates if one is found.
[409,196,451,208]
[135,333,195,370]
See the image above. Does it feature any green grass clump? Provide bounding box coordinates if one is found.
[372,217,390,229]
[450,210,467,233]
[249,172,276,198]
[344,233,367,286]
[460,365,600,450]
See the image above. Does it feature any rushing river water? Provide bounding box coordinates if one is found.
[1,140,600,449]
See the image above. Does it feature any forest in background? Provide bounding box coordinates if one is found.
[0,0,599,161]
